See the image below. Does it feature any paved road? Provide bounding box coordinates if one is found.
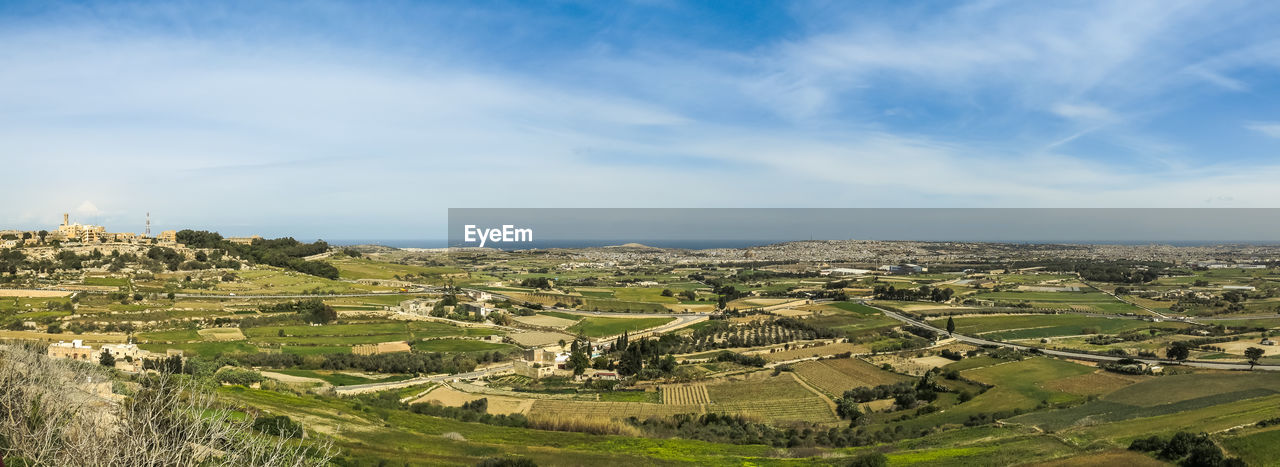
[866,301,1280,372]
[333,363,515,394]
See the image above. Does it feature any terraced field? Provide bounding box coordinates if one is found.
[793,357,912,397]
[661,384,710,405]
[528,400,702,420]
[929,314,1185,340]
[705,374,837,423]
[762,342,867,362]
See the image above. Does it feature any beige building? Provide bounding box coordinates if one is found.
[352,341,412,356]
[514,359,556,379]
[48,340,97,361]
[227,236,262,245]
[57,213,106,242]
[101,343,143,361]
[157,230,177,243]
[514,348,569,379]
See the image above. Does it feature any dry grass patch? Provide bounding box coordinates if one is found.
[507,331,574,347]
[529,399,702,421]
[197,328,246,341]
[511,314,577,329]
[1028,449,1167,467]
[762,342,867,363]
[0,289,72,297]
[411,385,534,415]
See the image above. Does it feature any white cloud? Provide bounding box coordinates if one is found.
[4,2,1280,238]
[73,201,101,217]
[1245,122,1280,138]
[1051,103,1114,122]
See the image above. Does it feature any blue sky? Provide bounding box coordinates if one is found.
[3,1,1280,240]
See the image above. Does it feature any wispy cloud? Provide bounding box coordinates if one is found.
[2,1,1280,238]
[1246,122,1280,138]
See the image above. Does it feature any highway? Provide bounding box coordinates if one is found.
[865,301,1280,372]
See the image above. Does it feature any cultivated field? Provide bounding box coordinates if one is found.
[761,342,867,363]
[705,374,837,423]
[930,314,1185,341]
[511,314,578,328]
[528,400,702,420]
[661,384,710,405]
[792,357,912,398]
[507,331,575,347]
[567,316,675,338]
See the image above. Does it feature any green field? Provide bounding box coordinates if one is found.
[411,339,515,353]
[270,368,413,386]
[972,290,1142,314]
[1012,372,1280,435]
[83,276,129,287]
[930,314,1184,340]
[538,310,583,321]
[1221,427,1280,465]
[135,319,502,356]
[326,257,463,281]
[567,316,675,338]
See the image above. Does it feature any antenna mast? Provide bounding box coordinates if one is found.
[145,212,151,237]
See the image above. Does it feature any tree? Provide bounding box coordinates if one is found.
[1166,341,1191,361]
[1245,347,1265,369]
[568,341,590,376]
[946,316,956,335]
[99,349,115,367]
[846,452,888,467]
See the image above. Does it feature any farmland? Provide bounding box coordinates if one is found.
[325,257,463,281]
[9,235,1280,466]
[566,316,675,338]
[927,314,1186,341]
[969,289,1143,314]
[134,319,505,357]
[661,384,711,405]
[792,357,912,398]
[705,374,838,423]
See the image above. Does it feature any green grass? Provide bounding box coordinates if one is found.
[579,298,668,313]
[280,345,352,355]
[1221,427,1280,466]
[137,341,258,356]
[411,339,515,353]
[598,391,660,403]
[567,316,675,338]
[215,385,792,466]
[326,257,463,281]
[240,321,499,348]
[0,297,73,314]
[930,314,1185,340]
[607,287,679,304]
[270,368,413,386]
[137,328,201,342]
[185,268,379,295]
[971,290,1142,314]
[83,276,129,287]
[538,311,583,321]
[827,301,883,315]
